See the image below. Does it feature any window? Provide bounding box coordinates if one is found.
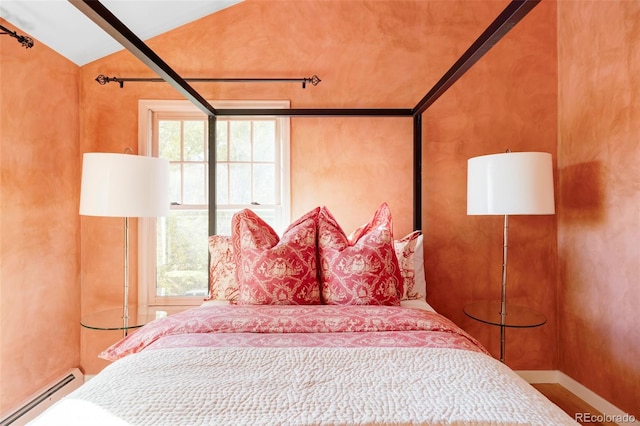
[138,100,290,306]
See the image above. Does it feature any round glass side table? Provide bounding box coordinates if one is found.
[81,306,179,337]
[464,301,546,363]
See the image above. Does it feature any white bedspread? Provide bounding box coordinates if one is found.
[32,346,577,425]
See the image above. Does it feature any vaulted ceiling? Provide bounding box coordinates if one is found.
[0,0,242,65]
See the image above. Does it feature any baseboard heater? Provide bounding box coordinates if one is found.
[0,368,83,426]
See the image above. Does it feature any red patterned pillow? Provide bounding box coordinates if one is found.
[318,203,402,305]
[231,208,321,305]
[206,235,238,301]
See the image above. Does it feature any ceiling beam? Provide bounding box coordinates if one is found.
[69,0,217,117]
[214,108,413,117]
[412,0,540,116]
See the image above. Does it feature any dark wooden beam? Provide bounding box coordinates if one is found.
[413,114,422,231]
[412,0,540,116]
[69,0,217,117]
[208,116,217,236]
[215,108,413,117]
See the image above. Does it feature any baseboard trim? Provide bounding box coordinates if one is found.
[516,370,639,425]
[516,369,560,384]
[0,368,84,426]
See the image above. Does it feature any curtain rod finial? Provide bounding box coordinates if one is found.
[0,24,34,48]
[95,74,124,88]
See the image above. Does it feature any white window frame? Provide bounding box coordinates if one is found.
[138,99,291,307]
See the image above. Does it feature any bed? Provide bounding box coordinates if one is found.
[32,204,577,425]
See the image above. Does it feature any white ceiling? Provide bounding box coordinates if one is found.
[0,0,242,66]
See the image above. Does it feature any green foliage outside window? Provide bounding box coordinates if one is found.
[154,117,278,298]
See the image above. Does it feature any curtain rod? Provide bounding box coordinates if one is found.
[95,74,321,89]
[0,24,34,48]
[70,0,217,116]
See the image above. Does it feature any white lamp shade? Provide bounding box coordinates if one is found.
[80,153,170,217]
[467,152,555,215]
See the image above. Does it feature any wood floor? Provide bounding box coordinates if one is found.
[532,383,618,426]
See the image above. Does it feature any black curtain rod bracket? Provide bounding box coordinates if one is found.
[0,24,34,48]
[95,74,321,89]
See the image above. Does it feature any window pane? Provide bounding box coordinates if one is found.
[183,163,206,205]
[216,163,229,204]
[253,163,275,204]
[159,120,181,161]
[251,209,276,229]
[148,105,288,306]
[169,163,181,205]
[253,121,275,162]
[216,121,228,162]
[215,209,240,236]
[183,120,205,161]
[229,163,251,204]
[156,210,208,297]
[212,208,274,236]
[229,121,251,161]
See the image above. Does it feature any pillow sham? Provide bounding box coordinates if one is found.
[394,231,427,301]
[231,207,321,305]
[206,235,238,302]
[317,203,402,305]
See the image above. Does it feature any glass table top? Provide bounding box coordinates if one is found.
[81,305,183,331]
[463,301,546,328]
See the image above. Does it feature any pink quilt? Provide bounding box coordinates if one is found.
[100,305,488,361]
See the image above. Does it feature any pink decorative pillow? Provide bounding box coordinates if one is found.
[318,203,402,305]
[206,235,238,301]
[394,231,427,301]
[231,208,321,305]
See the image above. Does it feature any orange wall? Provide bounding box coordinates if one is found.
[422,1,559,370]
[557,0,640,417]
[0,20,81,414]
[3,0,636,417]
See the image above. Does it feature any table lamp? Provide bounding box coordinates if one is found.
[80,151,169,335]
[467,151,555,361]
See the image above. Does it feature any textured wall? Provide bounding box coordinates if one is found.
[3,0,637,417]
[0,20,81,414]
[557,0,640,417]
[422,1,558,370]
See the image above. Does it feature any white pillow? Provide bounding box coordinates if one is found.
[394,231,427,301]
[400,299,435,312]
